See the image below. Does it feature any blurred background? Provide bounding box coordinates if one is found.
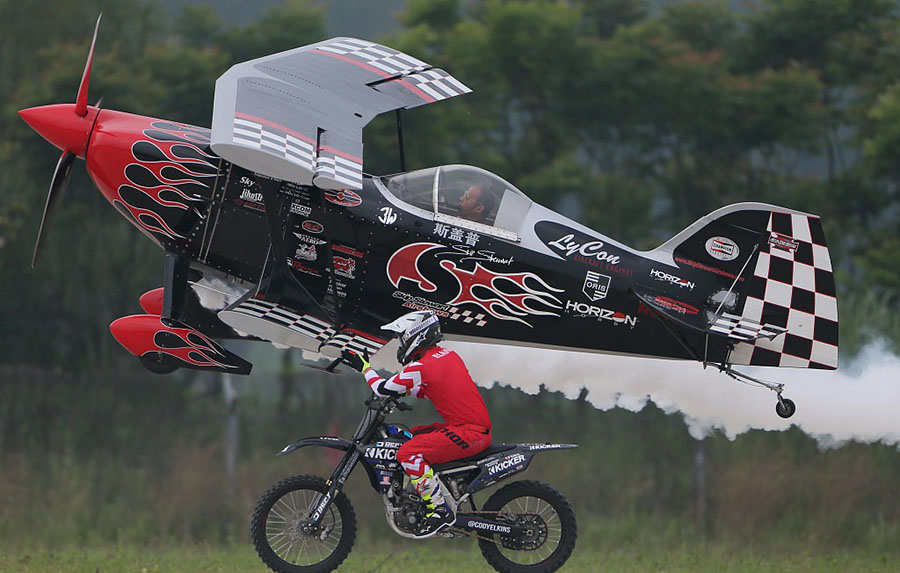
[1,0,899,561]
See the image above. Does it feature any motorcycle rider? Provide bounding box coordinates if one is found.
[341,310,492,537]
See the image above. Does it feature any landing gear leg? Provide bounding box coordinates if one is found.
[721,365,796,419]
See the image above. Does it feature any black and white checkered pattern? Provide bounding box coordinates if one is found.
[319,330,386,357]
[232,117,314,172]
[709,312,787,342]
[396,68,472,101]
[729,212,838,369]
[231,299,334,343]
[448,308,488,327]
[314,152,363,190]
[316,38,429,76]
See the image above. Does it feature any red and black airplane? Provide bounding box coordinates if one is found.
[20,17,839,417]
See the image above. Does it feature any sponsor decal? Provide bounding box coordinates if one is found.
[324,188,362,207]
[380,474,392,485]
[312,491,331,521]
[333,243,364,258]
[392,291,452,317]
[239,189,263,203]
[583,271,611,302]
[705,236,739,261]
[650,268,695,290]
[438,427,470,450]
[337,451,359,484]
[674,256,744,281]
[434,222,480,246]
[287,257,321,276]
[364,447,398,460]
[290,202,312,216]
[374,441,401,448]
[378,206,399,225]
[527,443,568,450]
[548,234,621,266]
[301,220,324,234]
[387,242,564,327]
[294,244,317,262]
[488,453,526,476]
[448,244,514,265]
[769,233,799,253]
[293,232,327,246]
[565,301,638,327]
[467,520,512,534]
[653,296,699,315]
[535,220,625,269]
[333,256,356,279]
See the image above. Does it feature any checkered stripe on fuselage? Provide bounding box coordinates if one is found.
[448,308,487,327]
[729,213,838,369]
[231,299,334,343]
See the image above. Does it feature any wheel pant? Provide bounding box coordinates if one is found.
[402,454,444,517]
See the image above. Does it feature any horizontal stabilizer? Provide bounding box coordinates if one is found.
[708,313,787,342]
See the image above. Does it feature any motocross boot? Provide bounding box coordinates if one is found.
[412,468,455,537]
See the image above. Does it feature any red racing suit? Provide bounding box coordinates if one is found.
[364,345,491,479]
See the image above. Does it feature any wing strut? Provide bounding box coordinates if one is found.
[256,177,331,321]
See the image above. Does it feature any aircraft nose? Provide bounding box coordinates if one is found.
[18,103,99,158]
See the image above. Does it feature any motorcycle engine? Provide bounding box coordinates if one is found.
[389,478,427,534]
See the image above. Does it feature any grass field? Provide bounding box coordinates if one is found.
[2,541,898,572]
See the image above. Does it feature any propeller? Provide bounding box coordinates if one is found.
[26,14,102,267]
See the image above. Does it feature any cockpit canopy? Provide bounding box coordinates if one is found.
[380,165,532,240]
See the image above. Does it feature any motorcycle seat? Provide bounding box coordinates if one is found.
[433,443,515,471]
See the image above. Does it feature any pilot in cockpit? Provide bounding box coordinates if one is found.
[458,184,495,224]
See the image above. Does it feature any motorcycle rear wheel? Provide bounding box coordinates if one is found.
[251,475,356,573]
[478,480,577,573]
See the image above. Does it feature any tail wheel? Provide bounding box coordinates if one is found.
[776,398,797,418]
[251,475,356,573]
[478,480,577,573]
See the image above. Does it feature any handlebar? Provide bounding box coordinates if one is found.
[365,394,413,413]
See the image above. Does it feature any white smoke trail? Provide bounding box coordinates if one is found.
[433,340,900,446]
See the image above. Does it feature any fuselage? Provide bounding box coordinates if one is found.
[35,107,735,363]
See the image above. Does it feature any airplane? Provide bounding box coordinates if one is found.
[19,17,838,418]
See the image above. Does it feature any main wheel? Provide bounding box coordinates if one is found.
[251,475,356,573]
[139,352,179,374]
[477,480,577,573]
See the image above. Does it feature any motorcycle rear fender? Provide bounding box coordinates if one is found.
[278,436,352,456]
[466,443,578,494]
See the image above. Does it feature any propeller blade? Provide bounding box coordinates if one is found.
[32,150,76,267]
[74,13,102,117]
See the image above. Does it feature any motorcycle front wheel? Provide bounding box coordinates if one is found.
[477,480,577,573]
[251,475,356,573]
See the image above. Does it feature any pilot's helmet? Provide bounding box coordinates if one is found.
[381,310,444,365]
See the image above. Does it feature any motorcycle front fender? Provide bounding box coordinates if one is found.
[277,436,353,456]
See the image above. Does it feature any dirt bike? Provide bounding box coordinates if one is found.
[251,394,578,572]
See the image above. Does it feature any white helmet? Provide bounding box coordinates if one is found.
[381,310,444,365]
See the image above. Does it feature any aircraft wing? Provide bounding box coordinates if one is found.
[210,37,471,190]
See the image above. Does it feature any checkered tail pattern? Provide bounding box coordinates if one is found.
[729,212,838,369]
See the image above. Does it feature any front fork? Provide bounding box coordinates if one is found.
[306,446,361,525]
